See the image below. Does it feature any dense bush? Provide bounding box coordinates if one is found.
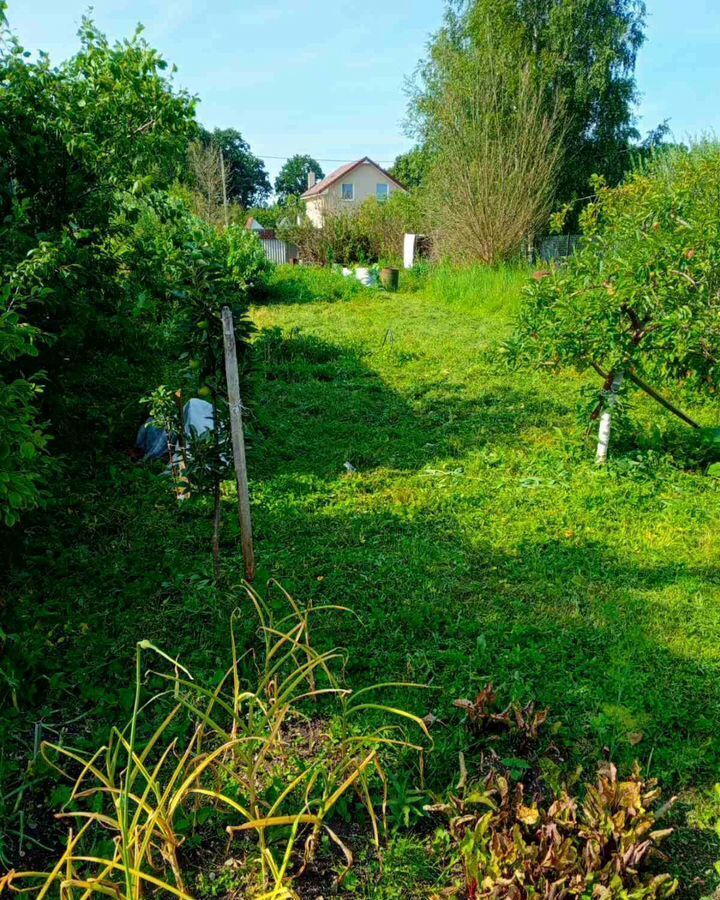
[0,299,47,525]
[0,14,266,530]
[356,192,425,264]
[0,15,196,519]
[282,207,374,266]
[280,192,424,266]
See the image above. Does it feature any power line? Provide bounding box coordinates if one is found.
[258,153,397,165]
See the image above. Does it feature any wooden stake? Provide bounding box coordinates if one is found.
[221,306,255,581]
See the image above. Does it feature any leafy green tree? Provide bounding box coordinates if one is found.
[410,0,647,206]
[274,155,324,201]
[200,127,270,207]
[390,146,432,190]
[513,143,720,461]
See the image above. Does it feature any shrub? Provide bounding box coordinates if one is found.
[422,38,565,265]
[280,192,423,267]
[356,192,425,264]
[0,14,197,525]
[143,216,260,578]
[0,297,48,525]
[281,207,374,266]
[1,587,429,898]
[431,764,677,899]
[0,14,266,530]
[226,224,273,290]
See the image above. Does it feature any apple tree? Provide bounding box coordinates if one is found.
[514,143,720,462]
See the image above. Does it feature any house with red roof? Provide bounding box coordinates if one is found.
[300,156,406,227]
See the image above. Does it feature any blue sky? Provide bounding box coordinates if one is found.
[7,1,720,185]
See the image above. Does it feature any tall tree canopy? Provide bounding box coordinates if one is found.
[274,154,325,201]
[410,0,646,204]
[200,127,270,207]
[390,146,432,190]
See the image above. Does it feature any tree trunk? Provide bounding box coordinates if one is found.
[596,370,624,465]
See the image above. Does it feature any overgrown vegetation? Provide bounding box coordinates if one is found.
[0,14,267,535]
[4,265,720,895]
[433,686,678,898]
[4,1,720,896]
[422,43,565,264]
[1,587,428,898]
[409,0,648,207]
[280,192,422,267]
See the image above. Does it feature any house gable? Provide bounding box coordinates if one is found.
[300,157,406,200]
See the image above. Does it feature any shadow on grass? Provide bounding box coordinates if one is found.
[247,326,720,763]
[3,323,718,894]
[249,327,572,478]
[247,324,720,896]
[248,496,720,895]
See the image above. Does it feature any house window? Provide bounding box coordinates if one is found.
[341,183,354,201]
[376,183,389,201]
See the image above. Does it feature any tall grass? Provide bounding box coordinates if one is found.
[423,263,530,316]
[260,265,370,306]
[1,585,429,899]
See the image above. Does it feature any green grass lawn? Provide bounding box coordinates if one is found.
[249,269,720,784]
[3,265,720,892]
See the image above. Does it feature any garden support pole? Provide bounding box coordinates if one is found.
[596,370,624,465]
[221,306,255,581]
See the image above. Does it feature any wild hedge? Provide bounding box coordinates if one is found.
[281,191,424,266]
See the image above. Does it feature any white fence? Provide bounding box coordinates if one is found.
[260,238,298,265]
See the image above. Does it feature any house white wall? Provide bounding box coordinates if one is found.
[305,161,403,227]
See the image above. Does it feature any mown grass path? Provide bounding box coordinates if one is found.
[249,279,720,796]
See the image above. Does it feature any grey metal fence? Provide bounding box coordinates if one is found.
[260,238,298,265]
[536,234,582,263]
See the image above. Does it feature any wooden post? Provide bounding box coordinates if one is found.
[221,306,255,581]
